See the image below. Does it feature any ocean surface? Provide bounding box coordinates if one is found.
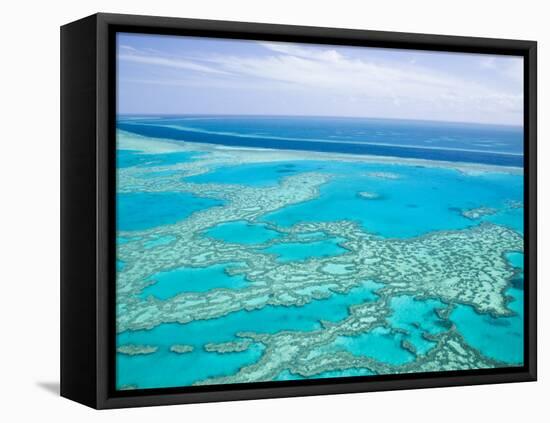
[118,115,523,167]
[116,115,524,390]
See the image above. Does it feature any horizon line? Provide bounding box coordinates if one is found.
[116,113,523,128]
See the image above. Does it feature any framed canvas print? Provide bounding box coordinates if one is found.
[60,13,537,409]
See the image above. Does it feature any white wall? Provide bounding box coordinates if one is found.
[2,0,546,421]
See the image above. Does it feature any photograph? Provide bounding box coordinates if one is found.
[115,32,525,390]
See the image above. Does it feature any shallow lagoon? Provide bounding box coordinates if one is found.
[187,161,322,187]
[450,286,523,364]
[116,125,525,388]
[139,262,248,300]
[117,191,223,231]
[449,253,524,364]
[118,281,381,388]
[329,327,414,365]
[204,220,280,244]
[388,296,447,355]
[261,161,523,238]
[117,341,264,389]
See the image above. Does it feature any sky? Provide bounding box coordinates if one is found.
[117,32,524,125]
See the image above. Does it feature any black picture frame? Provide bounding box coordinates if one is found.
[60,12,537,409]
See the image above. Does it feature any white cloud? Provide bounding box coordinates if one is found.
[204,46,522,117]
[119,45,138,52]
[118,52,229,75]
[258,41,344,63]
[480,57,497,69]
[119,40,524,124]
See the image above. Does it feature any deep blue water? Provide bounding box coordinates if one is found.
[118,116,523,166]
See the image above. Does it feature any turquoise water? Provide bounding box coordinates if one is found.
[116,116,525,388]
[187,161,322,187]
[486,206,524,235]
[262,162,523,238]
[117,192,223,231]
[450,287,523,364]
[329,327,415,365]
[143,235,176,249]
[117,236,140,245]
[116,260,125,272]
[449,253,524,364]
[275,367,374,381]
[139,262,248,300]
[118,149,201,168]
[117,341,264,389]
[506,252,524,271]
[260,237,348,262]
[124,281,381,348]
[204,220,280,244]
[321,296,449,365]
[313,368,375,378]
[388,296,448,355]
[118,281,380,388]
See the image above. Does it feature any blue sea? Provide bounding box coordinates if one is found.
[118,115,523,166]
[116,115,524,389]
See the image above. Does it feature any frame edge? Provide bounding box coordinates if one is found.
[84,12,537,409]
[60,13,100,409]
